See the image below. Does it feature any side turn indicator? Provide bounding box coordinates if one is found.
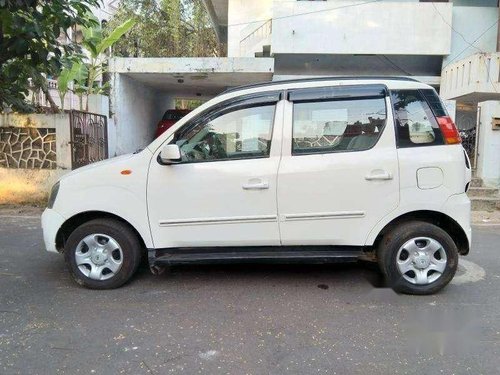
[121,169,132,175]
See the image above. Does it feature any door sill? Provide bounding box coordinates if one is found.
[149,246,364,266]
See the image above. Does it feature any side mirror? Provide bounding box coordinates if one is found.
[159,144,181,165]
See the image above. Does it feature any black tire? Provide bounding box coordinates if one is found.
[377,221,459,295]
[64,218,142,289]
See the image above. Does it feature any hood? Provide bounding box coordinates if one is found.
[60,153,135,180]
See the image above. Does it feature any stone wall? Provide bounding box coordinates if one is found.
[0,127,57,169]
[0,113,72,205]
[0,113,72,170]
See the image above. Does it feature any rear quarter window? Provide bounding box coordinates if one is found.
[391,90,445,148]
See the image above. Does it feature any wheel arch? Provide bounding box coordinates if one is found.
[371,210,470,256]
[55,211,147,253]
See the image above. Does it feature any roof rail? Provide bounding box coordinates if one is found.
[221,75,419,95]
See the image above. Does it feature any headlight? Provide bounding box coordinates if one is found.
[47,182,60,209]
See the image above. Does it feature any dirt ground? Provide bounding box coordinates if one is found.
[0,205,45,216]
[471,210,500,225]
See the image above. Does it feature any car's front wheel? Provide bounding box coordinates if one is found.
[64,218,142,289]
[377,221,459,295]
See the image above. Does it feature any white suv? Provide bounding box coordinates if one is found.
[42,77,471,295]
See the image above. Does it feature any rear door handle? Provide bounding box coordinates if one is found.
[242,178,269,190]
[365,170,393,181]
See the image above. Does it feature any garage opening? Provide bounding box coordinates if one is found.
[108,57,274,157]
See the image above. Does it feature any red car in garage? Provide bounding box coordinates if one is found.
[155,109,191,138]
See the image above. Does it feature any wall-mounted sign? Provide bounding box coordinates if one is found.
[492,117,500,130]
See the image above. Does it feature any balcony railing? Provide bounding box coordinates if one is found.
[239,19,272,57]
[28,78,86,111]
[440,53,500,102]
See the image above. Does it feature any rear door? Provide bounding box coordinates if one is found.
[277,85,400,246]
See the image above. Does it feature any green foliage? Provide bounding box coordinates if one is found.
[106,0,224,58]
[0,0,99,112]
[57,66,75,111]
[51,15,134,111]
[175,98,205,110]
[97,19,136,56]
[81,18,135,104]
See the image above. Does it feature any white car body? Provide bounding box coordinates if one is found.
[42,77,471,291]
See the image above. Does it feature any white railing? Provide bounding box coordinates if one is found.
[28,79,87,111]
[239,19,272,57]
[440,53,500,101]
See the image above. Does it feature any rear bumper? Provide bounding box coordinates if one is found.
[41,208,66,253]
[443,193,472,253]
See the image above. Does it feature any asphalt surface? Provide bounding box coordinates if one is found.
[0,211,499,375]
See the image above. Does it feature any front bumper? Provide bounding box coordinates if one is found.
[41,208,66,253]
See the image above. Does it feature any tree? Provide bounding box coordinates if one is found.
[0,0,99,112]
[57,17,135,111]
[82,18,136,95]
[106,0,224,58]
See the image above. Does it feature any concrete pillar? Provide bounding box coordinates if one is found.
[477,101,500,186]
[87,94,110,116]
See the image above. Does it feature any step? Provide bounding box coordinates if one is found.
[470,177,483,187]
[467,187,499,198]
[471,197,500,212]
[152,249,362,266]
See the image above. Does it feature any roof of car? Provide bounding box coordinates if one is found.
[222,76,429,95]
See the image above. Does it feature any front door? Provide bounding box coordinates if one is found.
[277,85,400,246]
[147,93,284,249]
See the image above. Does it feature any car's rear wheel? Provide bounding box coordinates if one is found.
[64,219,142,289]
[377,221,459,295]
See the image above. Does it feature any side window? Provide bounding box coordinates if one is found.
[391,90,444,147]
[173,105,275,163]
[292,97,387,155]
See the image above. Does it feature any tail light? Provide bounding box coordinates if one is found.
[437,116,461,144]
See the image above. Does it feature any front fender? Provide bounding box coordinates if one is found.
[53,186,153,248]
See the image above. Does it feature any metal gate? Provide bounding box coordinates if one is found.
[69,110,108,169]
[459,127,476,166]
[456,105,479,168]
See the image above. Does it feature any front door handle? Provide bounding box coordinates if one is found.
[242,178,269,190]
[365,170,393,181]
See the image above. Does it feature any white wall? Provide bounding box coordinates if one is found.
[91,0,119,22]
[477,101,500,186]
[227,0,272,57]
[444,6,498,66]
[111,74,174,156]
[271,1,452,55]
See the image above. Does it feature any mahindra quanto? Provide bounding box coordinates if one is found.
[42,77,471,295]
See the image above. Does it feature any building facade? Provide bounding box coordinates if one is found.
[109,0,500,186]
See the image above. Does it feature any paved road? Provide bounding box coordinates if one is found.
[0,212,498,375]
